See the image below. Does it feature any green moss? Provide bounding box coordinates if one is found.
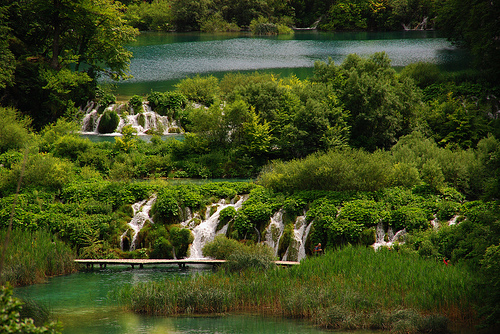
[97,110,120,133]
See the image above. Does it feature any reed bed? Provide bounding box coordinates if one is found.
[0,229,77,286]
[120,246,477,333]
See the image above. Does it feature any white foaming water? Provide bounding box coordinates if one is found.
[448,215,459,226]
[264,210,285,256]
[431,215,439,229]
[282,215,312,262]
[80,102,181,135]
[297,219,313,261]
[184,196,247,259]
[127,195,157,251]
[372,221,406,251]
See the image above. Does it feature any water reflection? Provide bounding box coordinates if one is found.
[14,267,334,334]
[112,31,471,99]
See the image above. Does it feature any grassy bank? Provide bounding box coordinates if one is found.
[120,245,477,333]
[0,229,77,286]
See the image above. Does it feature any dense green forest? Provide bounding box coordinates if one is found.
[1,0,500,333]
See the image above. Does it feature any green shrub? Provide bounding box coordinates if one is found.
[170,226,193,258]
[147,91,187,117]
[200,12,240,32]
[278,223,294,258]
[151,189,179,224]
[225,243,275,272]
[0,285,61,333]
[436,200,460,221]
[326,218,364,246]
[175,75,220,106]
[360,228,376,246]
[249,17,278,35]
[258,149,392,192]
[97,110,120,134]
[149,237,174,259]
[97,92,116,113]
[219,206,236,225]
[216,206,236,231]
[321,2,367,31]
[52,135,91,161]
[16,154,75,192]
[0,107,32,154]
[0,150,23,169]
[388,206,429,232]
[125,0,173,31]
[277,24,293,35]
[232,211,252,239]
[400,62,443,88]
[129,95,143,112]
[337,199,382,227]
[202,235,243,259]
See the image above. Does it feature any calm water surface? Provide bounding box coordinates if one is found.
[113,31,471,99]
[14,266,346,334]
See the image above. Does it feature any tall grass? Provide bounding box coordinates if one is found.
[0,229,77,286]
[120,246,477,332]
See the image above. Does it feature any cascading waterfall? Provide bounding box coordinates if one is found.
[264,210,285,256]
[297,219,313,261]
[183,195,247,259]
[372,221,406,250]
[282,215,311,262]
[448,215,459,226]
[81,109,100,133]
[124,194,157,251]
[80,102,181,135]
[431,215,439,229]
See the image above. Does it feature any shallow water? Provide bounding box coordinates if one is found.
[113,30,471,99]
[14,266,338,334]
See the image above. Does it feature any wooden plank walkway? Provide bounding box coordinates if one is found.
[75,259,300,269]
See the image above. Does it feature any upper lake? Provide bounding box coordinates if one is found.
[113,31,471,99]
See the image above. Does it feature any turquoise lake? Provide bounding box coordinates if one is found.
[112,30,471,99]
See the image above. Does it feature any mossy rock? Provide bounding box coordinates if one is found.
[138,113,146,127]
[97,110,120,134]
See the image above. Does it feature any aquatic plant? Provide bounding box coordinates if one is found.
[122,246,477,332]
[0,229,76,286]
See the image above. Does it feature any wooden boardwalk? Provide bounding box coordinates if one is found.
[74,259,299,269]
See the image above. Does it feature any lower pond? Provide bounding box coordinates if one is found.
[14,266,376,334]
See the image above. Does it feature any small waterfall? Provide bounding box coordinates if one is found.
[116,112,170,135]
[264,210,285,256]
[298,220,313,261]
[282,215,311,262]
[126,194,157,251]
[431,215,439,229]
[448,215,459,226]
[80,102,182,135]
[81,109,100,133]
[373,221,406,251]
[184,196,247,259]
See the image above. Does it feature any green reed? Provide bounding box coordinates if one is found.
[0,229,76,286]
[122,246,477,332]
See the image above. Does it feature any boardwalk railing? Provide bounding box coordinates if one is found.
[75,258,299,269]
